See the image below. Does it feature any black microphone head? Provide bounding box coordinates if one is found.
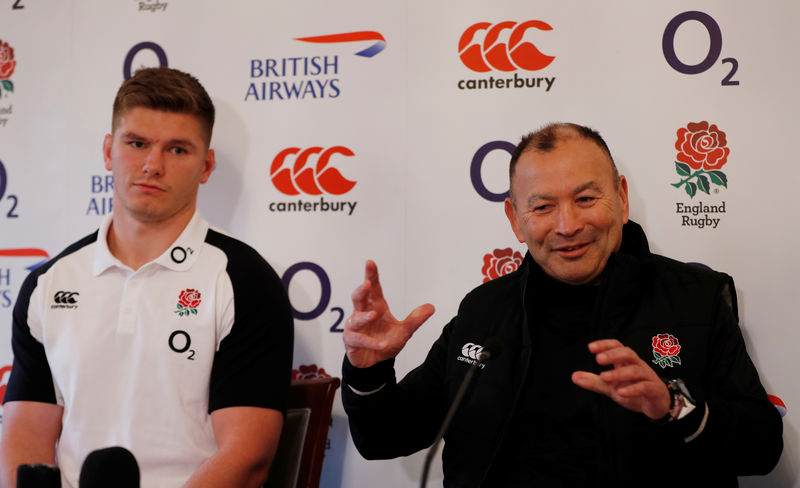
[17,463,60,488]
[79,446,139,488]
[478,337,504,362]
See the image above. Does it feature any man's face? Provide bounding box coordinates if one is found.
[504,136,629,285]
[103,107,214,224]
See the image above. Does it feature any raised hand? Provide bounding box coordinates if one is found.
[343,260,435,368]
[571,339,671,420]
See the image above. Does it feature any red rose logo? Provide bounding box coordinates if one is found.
[0,365,12,404]
[651,333,682,369]
[0,40,15,79]
[481,248,524,283]
[671,121,729,198]
[175,289,201,316]
[292,364,331,381]
[0,40,16,96]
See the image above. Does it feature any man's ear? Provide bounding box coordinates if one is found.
[504,197,525,243]
[200,148,215,184]
[103,134,113,171]
[618,174,629,224]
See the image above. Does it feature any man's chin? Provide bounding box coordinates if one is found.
[543,265,601,286]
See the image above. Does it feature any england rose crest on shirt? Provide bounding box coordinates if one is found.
[652,333,681,368]
[175,288,202,316]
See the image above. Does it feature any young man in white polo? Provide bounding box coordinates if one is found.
[0,67,293,488]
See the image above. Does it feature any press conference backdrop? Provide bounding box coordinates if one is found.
[0,1,797,486]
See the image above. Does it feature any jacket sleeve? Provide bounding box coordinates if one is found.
[341,318,454,460]
[677,277,783,475]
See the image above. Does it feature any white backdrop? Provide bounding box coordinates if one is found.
[0,1,797,486]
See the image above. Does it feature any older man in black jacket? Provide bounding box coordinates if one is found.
[341,123,782,487]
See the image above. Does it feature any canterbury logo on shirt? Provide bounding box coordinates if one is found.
[51,291,79,309]
[458,342,486,369]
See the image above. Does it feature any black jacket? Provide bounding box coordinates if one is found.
[342,221,782,487]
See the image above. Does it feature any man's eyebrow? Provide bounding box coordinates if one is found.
[523,181,602,207]
[166,138,198,149]
[573,181,602,194]
[119,132,198,150]
[526,193,554,207]
[119,130,145,140]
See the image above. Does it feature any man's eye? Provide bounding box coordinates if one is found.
[577,196,596,204]
[171,147,187,155]
[129,141,144,149]
[533,204,551,213]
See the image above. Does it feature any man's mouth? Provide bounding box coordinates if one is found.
[134,182,165,193]
[554,242,590,257]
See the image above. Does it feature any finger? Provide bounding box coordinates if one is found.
[342,328,386,350]
[364,260,385,299]
[616,380,660,398]
[571,371,614,397]
[351,279,372,311]
[587,339,623,354]
[595,346,641,367]
[599,364,651,384]
[346,310,378,331]
[401,303,435,334]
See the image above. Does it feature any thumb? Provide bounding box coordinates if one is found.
[402,303,435,334]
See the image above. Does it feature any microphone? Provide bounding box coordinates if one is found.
[16,463,60,488]
[79,446,140,488]
[419,337,503,488]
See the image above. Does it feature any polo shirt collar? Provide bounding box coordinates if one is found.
[93,211,209,275]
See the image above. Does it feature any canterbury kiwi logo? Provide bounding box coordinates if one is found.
[270,146,357,196]
[53,291,79,304]
[461,342,485,360]
[458,20,555,72]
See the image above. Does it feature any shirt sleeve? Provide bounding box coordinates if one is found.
[207,239,293,415]
[4,268,58,405]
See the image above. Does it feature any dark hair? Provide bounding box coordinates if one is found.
[111,67,215,144]
[509,123,619,201]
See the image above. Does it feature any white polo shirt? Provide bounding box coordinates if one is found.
[5,212,293,488]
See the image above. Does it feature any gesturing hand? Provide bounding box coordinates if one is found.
[343,260,435,368]
[571,339,671,420]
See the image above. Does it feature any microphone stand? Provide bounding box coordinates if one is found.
[419,351,491,488]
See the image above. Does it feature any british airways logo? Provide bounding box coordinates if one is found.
[295,31,386,58]
[0,248,49,271]
[246,30,386,102]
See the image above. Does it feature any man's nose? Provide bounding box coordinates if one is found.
[142,150,164,176]
[556,204,583,236]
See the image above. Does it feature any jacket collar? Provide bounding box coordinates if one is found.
[518,220,651,337]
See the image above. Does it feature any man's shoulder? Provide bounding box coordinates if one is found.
[25,231,98,281]
[648,253,730,288]
[643,252,735,319]
[202,228,284,287]
[460,262,526,308]
[204,229,268,267]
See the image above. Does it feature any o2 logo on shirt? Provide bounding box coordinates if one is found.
[470,141,514,202]
[662,11,739,86]
[168,330,195,360]
[281,262,345,333]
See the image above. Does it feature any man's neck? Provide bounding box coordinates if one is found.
[107,206,195,271]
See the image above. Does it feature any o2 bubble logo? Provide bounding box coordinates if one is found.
[662,11,739,86]
[123,41,168,80]
[0,160,19,218]
[470,141,515,202]
[281,262,344,333]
